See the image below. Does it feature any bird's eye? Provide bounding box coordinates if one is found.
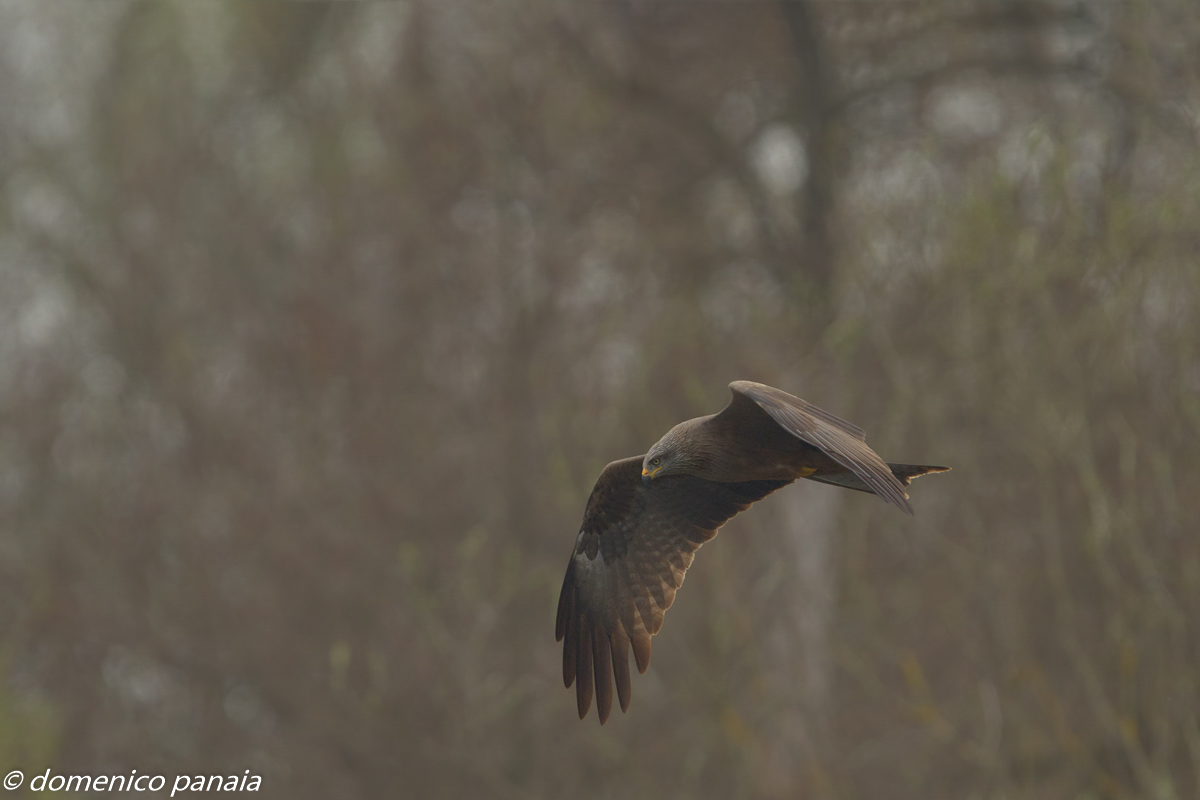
[651,457,661,466]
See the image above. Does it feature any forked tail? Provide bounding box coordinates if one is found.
[807,463,950,497]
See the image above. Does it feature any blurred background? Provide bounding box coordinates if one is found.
[1,1,1198,798]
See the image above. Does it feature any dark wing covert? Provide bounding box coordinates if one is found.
[729,381,915,514]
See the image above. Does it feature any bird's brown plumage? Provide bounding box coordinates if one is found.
[556,381,949,723]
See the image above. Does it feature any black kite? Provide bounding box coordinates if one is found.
[555,381,949,723]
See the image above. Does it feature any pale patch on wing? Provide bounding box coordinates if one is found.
[572,546,615,621]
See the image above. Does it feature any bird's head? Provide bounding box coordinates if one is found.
[642,425,691,485]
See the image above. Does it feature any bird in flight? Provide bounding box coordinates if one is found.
[555,380,949,723]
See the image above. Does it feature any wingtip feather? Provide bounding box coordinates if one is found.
[631,634,652,674]
[563,603,578,688]
[611,633,631,713]
[555,559,576,642]
[576,613,594,719]
[593,625,613,725]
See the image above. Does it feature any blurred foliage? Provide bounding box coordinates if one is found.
[1,1,1198,798]
[0,660,59,799]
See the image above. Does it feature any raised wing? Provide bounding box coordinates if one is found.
[728,380,915,514]
[555,456,790,723]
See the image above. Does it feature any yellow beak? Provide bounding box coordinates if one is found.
[641,466,663,479]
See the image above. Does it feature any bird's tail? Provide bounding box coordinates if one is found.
[808,463,950,495]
